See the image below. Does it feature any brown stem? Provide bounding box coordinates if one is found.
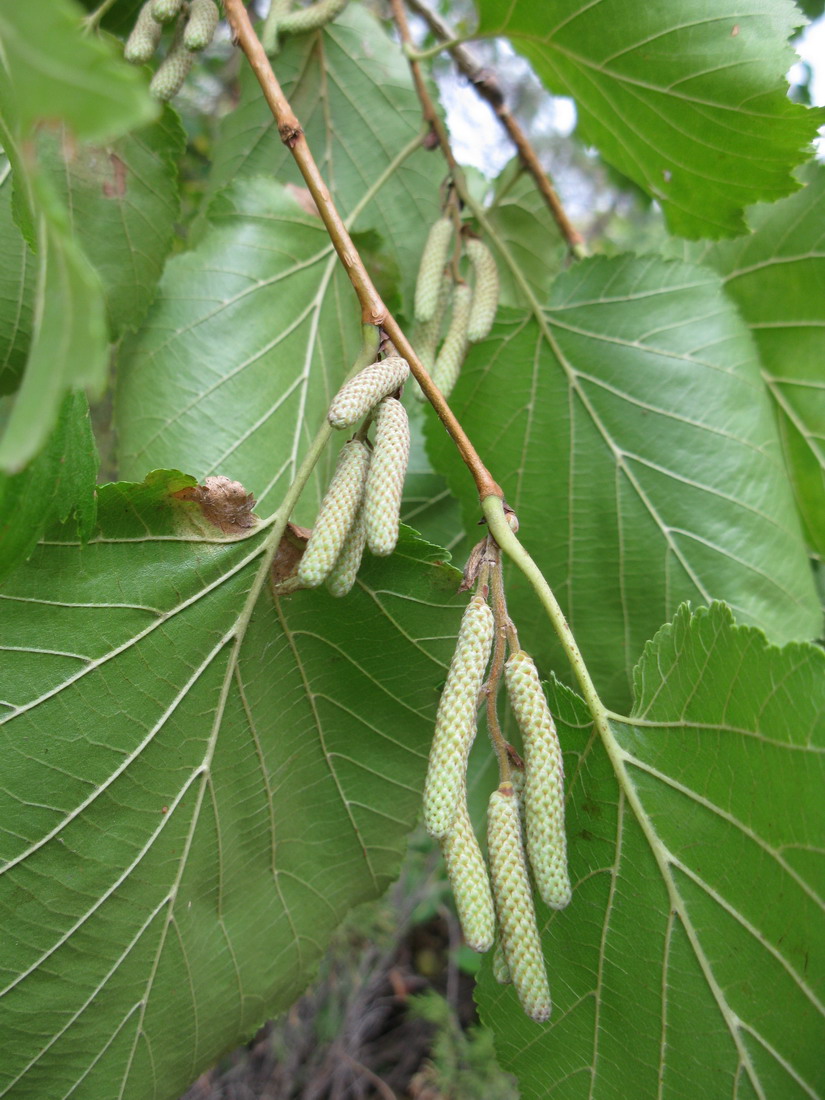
[404,0,587,259]
[222,0,502,501]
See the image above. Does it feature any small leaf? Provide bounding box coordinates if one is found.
[476,0,824,238]
[478,603,825,1099]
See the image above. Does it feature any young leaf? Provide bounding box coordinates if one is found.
[426,254,821,707]
[0,473,467,1099]
[477,603,825,1100]
[475,0,824,239]
[0,157,35,396]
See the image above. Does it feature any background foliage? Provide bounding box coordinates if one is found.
[0,1,823,1097]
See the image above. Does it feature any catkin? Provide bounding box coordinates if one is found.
[325,508,366,598]
[441,796,495,952]
[297,440,370,588]
[279,0,348,34]
[505,652,571,910]
[363,397,410,557]
[415,217,454,323]
[465,238,499,343]
[423,596,493,838]
[124,1,164,62]
[487,784,552,1022]
[184,0,219,49]
[328,356,409,430]
[431,283,472,399]
[492,939,511,984]
[149,17,195,100]
[151,0,184,22]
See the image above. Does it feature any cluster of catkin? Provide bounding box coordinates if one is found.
[124,0,220,100]
[296,355,411,595]
[423,594,571,1022]
[413,217,500,399]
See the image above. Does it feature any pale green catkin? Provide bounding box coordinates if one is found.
[441,795,495,952]
[423,596,494,838]
[297,440,370,588]
[279,0,348,34]
[492,939,511,984]
[412,275,452,402]
[414,217,454,323]
[151,0,184,22]
[325,507,366,598]
[124,2,164,63]
[465,237,499,343]
[328,356,409,429]
[183,0,219,50]
[505,652,571,910]
[363,397,410,557]
[487,785,552,1022]
[149,17,195,100]
[431,283,472,399]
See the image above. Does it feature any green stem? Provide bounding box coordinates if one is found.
[403,38,470,62]
[83,0,121,31]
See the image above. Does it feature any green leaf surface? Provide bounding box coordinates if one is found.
[0,0,155,146]
[116,178,363,521]
[0,391,97,582]
[426,254,821,707]
[475,0,823,238]
[0,471,466,1099]
[477,602,825,1099]
[0,158,35,396]
[676,164,825,556]
[204,4,442,313]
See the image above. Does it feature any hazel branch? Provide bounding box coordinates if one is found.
[222,0,502,503]
[403,0,587,259]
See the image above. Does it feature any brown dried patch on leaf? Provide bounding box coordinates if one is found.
[270,523,311,595]
[102,153,128,198]
[172,475,258,534]
[285,183,320,217]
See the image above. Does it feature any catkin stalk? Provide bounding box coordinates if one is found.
[465,237,499,343]
[431,283,472,399]
[423,596,493,838]
[414,217,454,323]
[441,796,495,952]
[297,440,370,588]
[505,652,571,910]
[487,784,552,1022]
[124,1,164,62]
[328,356,409,429]
[363,397,410,557]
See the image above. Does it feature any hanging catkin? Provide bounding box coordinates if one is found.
[431,283,472,399]
[328,356,409,429]
[441,796,495,953]
[124,2,164,62]
[183,0,220,50]
[363,397,410,557]
[487,784,552,1022]
[505,652,571,910]
[414,217,454,323]
[465,237,499,343]
[423,596,493,838]
[297,440,370,588]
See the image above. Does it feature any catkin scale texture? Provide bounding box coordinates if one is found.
[184,0,219,49]
[297,441,370,588]
[441,798,495,952]
[124,2,164,62]
[363,398,410,557]
[487,786,552,1022]
[280,0,348,33]
[505,652,571,910]
[328,356,409,429]
[431,283,472,399]
[423,597,493,838]
[151,0,184,22]
[325,508,366,598]
[465,238,499,343]
[149,18,195,100]
[414,218,454,323]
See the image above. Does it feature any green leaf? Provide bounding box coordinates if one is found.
[204,4,443,312]
[426,254,821,707]
[0,391,97,581]
[116,178,363,521]
[475,0,823,239]
[677,164,825,556]
[478,602,825,1099]
[0,471,466,1099]
[0,156,35,396]
[0,0,155,147]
